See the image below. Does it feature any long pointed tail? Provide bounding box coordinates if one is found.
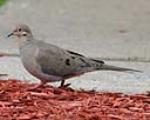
[100,64,142,73]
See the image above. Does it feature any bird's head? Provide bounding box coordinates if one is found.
[7,24,33,39]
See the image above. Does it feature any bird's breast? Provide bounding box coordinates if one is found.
[20,45,41,76]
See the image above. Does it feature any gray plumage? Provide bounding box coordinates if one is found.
[7,24,141,87]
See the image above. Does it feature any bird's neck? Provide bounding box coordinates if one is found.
[18,36,34,48]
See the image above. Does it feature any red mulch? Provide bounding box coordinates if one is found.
[0,80,149,120]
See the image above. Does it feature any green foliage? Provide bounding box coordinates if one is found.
[0,0,7,7]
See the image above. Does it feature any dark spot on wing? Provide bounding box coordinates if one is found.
[71,56,75,59]
[65,59,71,66]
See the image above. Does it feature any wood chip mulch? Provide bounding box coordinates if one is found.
[0,80,149,120]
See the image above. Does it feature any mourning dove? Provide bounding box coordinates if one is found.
[7,24,141,88]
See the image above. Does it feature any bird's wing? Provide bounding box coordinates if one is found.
[35,41,104,77]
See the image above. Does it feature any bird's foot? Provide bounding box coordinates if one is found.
[59,80,71,88]
[58,83,75,92]
[59,83,71,88]
[59,79,71,88]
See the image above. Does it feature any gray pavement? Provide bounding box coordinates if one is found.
[0,0,149,94]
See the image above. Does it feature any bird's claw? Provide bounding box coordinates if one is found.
[59,83,71,88]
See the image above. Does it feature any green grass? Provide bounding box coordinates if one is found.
[0,0,7,7]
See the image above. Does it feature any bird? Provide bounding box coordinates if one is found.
[7,24,141,88]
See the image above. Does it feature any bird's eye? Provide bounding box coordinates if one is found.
[18,28,21,32]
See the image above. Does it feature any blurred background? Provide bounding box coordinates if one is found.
[0,0,149,93]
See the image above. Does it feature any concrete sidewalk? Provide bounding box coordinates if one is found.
[0,0,150,59]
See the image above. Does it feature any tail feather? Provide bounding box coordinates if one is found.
[100,64,142,73]
[90,58,142,73]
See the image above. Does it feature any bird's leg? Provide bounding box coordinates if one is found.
[59,80,71,88]
[60,79,65,87]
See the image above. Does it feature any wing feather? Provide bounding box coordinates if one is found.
[35,42,93,77]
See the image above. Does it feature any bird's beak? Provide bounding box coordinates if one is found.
[7,32,14,37]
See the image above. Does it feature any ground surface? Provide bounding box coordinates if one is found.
[0,80,149,120]
[0,0,150,59]
[0,0,149,94]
